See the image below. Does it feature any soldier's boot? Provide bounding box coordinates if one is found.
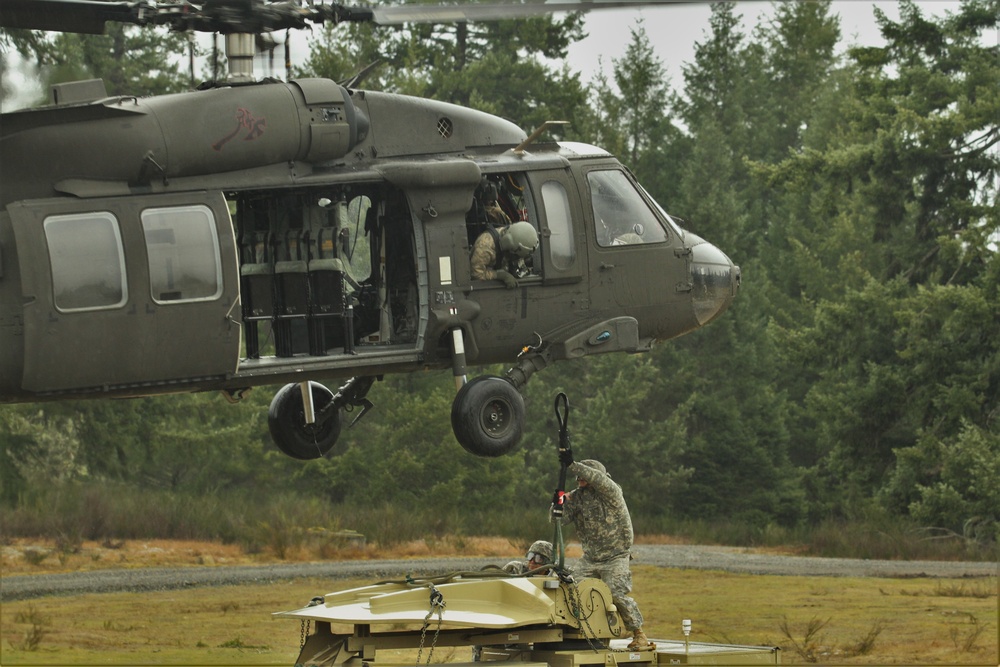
[627,629,653,650]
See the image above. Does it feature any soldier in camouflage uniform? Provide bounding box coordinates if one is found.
[502,539,554,575]
[470,220,538,288]
[562,458,652,650]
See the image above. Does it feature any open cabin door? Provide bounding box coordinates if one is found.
[7,191,240,394]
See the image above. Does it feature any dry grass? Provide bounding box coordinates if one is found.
[1,534,765,577]
[2,538,257,575]
[633,567,997,665]
[1,536,584,576]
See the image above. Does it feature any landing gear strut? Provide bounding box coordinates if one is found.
[267,376,377,460]
[268,382,343,460]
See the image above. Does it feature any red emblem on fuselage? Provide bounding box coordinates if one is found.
[212,108,266,151]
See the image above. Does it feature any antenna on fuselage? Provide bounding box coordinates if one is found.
[512,120,570,154]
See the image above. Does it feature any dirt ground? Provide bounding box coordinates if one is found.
[1,535,587,576]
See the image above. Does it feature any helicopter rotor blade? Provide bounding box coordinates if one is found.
[0,0,140,34]
[365,0,700,26]
[0,0,344,34]
[1,0,706,35]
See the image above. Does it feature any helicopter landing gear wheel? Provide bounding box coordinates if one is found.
[451,375,525,457]
[268,383,344,460]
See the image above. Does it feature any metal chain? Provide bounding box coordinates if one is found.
[563,578,636,653]
[565,580,603,652]
[301,596,323,651]
[300,619,310,650]
[415,585,446,666]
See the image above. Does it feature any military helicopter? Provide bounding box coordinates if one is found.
[0,0,740,461]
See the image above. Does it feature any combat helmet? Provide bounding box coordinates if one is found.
[526,540,553,563]
[499,221,539,258]
[578,459,607,475]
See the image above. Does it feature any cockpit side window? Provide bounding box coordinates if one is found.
[588,169,668,248]
[466,173,540,281]
[541,180,574,270]
[43,211,128,312]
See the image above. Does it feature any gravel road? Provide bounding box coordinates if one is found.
[2,545,995,603]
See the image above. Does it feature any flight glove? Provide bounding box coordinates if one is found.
[495,269,518,289]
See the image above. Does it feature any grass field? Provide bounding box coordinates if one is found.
[2,537,996,665]
[2,559,996,666]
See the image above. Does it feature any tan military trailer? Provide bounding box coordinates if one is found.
[275,573,779,666]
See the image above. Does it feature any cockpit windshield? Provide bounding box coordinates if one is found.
[588,170,669,247]
[639,184,685,240]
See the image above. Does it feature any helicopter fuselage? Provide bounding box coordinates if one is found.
[0,78,738,425]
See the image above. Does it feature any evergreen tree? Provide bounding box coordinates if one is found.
[852,0,999,286]
[676,2,766,251]
[608,20,671,165]
[757,0,840,160]
[583,20,687,205]
[764,0,999,289]
[299,21,405,90]
[301,6,588,132]
[658,1,862,525]
[27,24,191,98]
[679,3,758,159]
[766,0,999,518]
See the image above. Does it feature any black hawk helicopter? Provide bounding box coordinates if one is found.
[0,0,740,461]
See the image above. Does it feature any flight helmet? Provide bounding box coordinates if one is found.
[499,221,539,258]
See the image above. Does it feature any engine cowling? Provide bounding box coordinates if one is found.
[0,78,368,204]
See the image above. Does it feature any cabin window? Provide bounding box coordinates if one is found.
[43,211,127,312]
[588,170,668,248]
[141,205,223,303]
[541,181,574,270]
[344,195,373,284]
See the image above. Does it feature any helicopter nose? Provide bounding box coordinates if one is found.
[689,239,741,326]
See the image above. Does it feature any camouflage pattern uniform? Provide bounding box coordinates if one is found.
[563,459,644,632]
[502,559,530,575]
[485,202,511,227]
[471,203,514,281]
[470,229,502,281]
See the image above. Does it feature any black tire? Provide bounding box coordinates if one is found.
[268,383,344,460]
[451,376,525,457]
